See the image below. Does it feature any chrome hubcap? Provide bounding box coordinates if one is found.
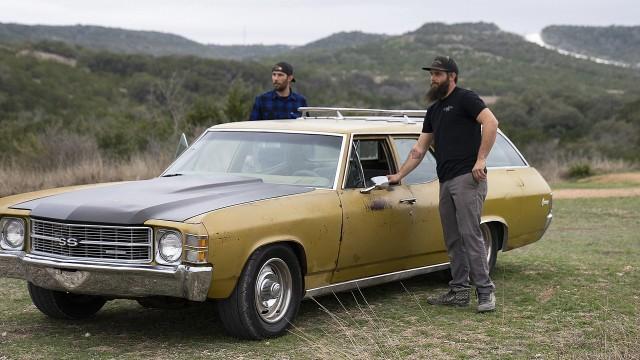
[255,258,292,323]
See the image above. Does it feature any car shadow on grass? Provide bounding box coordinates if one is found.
[23,264,532,345]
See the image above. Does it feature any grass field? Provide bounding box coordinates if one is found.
[1,196,639,359]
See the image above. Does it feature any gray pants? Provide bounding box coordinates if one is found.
[439,173,495,294]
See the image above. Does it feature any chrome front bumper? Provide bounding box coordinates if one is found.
[0,252,212,301]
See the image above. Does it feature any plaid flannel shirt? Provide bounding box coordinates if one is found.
[249,90,308,120]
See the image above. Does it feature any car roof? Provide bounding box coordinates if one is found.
[210,118,423,135]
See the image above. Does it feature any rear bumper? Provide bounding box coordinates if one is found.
[0,252,212,301]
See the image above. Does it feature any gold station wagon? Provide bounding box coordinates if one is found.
[0,108,552,339]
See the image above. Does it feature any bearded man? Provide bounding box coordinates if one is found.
[388,56,500,312]
[249,62,308,120]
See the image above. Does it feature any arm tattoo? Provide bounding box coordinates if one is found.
[409,148,424,160]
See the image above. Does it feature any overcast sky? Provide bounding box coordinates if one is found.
[1,0,638,45]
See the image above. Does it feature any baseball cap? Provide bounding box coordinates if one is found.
[272,61,296,82]
[422,56,459,74]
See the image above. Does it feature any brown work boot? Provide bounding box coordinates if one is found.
[426,289,470,307]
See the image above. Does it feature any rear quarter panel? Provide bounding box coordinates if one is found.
[484,167,552,250]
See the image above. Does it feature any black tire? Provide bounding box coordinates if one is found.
[217,244,302,340]
[27,282,106,320]
[481,223,500,274]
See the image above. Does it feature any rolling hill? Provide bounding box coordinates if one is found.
[1,21,639,169]
[541,25,640,68]
[0,23,388,60]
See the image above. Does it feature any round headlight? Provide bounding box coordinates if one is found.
[158,231,182,263]
[1,218,25,250]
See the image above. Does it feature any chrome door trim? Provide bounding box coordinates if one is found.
[399,197,417,205]
[304,262,450,299]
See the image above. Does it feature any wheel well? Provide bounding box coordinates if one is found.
[488,222,506,251]
[253,241,307,276]
[287,241,308,276]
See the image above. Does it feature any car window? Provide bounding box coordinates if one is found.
[393,138,438,184]
[345,138,395,189]
[487,133,527,168]
[166,131,343,188]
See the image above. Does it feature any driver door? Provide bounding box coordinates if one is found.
[332,136,418,282]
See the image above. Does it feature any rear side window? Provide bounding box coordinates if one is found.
[487,133,527,168]
[393,138,438,184]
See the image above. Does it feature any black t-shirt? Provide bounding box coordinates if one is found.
[422,87,486,183]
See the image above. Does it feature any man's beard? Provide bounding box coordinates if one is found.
[273,82,288,92]
[426,81,449,102]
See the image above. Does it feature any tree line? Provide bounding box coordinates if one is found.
[1,37,639,175]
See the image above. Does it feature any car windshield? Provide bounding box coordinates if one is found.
[164,131,344,189]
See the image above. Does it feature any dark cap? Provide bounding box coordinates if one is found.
[272,61,296,82]
[422,56,459,74]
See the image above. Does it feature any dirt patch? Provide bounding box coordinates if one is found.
[537,287,557,304]
[554,188,640,199]
[583,172,640,184]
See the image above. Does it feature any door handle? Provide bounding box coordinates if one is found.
[399,198,417,205]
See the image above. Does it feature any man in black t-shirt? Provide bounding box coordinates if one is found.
[388,56,499,312]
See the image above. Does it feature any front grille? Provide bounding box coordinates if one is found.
[30,218,152,263]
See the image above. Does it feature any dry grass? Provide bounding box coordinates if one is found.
[0,197,639,359]
[0,151,173,197]
[553,188,640,199]
[534,155,638,182]
[585,172,640,185]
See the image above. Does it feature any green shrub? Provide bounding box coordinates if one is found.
[567,163,593,178]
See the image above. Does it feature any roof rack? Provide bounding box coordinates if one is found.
[298,107,425,123]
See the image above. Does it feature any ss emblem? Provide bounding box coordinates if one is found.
[56,237,80,247]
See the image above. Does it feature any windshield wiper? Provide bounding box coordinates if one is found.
[162,173,183,177]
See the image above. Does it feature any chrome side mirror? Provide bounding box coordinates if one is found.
[360,176,390,194]
[175,133,189,159]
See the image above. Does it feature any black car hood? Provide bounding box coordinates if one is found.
[11,175,313,224]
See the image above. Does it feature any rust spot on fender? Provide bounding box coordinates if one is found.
[370,198,391,211]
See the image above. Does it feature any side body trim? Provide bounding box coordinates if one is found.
[304,262,450,298]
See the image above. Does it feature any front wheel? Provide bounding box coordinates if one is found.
[217,244,302,339]
[27,282,106,319]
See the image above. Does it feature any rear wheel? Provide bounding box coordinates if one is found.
[27,282,106,319]
[217,244,302,339]
[481,223,500,273]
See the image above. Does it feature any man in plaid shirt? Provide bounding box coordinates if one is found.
[249,62,308,120]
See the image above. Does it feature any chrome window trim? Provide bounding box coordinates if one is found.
[340,134,366,190]
[304,262,450,299]
[495,130,530,167]
[30,218,153,264]
[350,131,422,136]
[163,129,347,191]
